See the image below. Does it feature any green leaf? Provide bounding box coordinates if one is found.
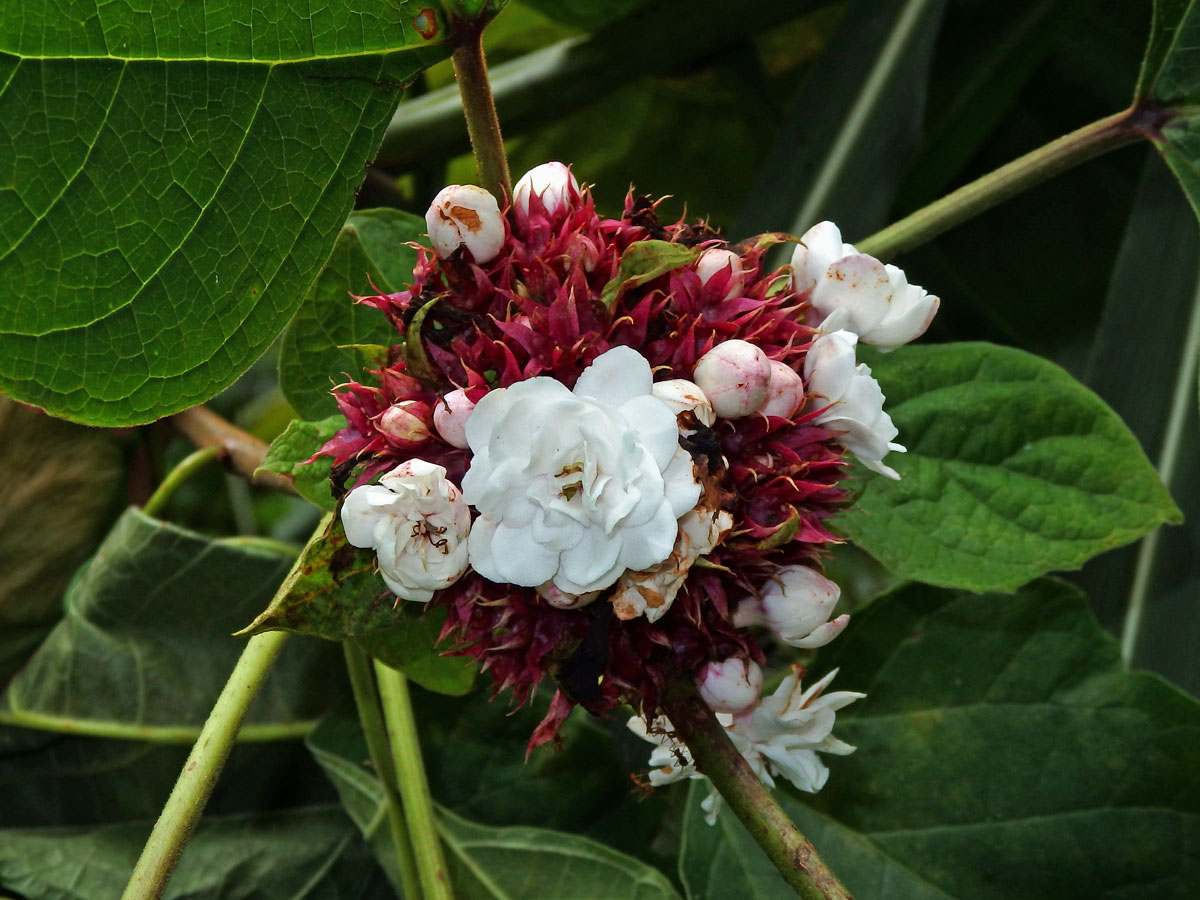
[258,415,344,510]
[599,241,699,309]
[682,580,1200,899]
[0,507,336,739]
[0,805,390,900]
[0,3,451,426]
[836,342,1182,592]
[240,512,474,695]
[0,396,123,682]
[306,710,682,900]
[517,0,651,30]
[1136,0,1200,101]
[736,0,949,239]
[279,209,421,421]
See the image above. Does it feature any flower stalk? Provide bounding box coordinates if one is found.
[375,662,454,900]
[856,106,1151,260]
[141,446,221,518]
[171,405,295,495]
[344,644,423,900]
[450,16,511,201]
[119,630,289,900]
[662,681,853,900]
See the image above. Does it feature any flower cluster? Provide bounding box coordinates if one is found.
[315,161,939,810]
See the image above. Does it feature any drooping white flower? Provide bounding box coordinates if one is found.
[425,184,505,263]
[513,161,578,219]
[803,329,905,479]
[693,340,772,419]
[629,666,863,824]
[735,566,849,649]
[792,221,939,350]
[696,657,763,714]
[610,506,732,621]
[340,460,471,602]
[462,346,702,595]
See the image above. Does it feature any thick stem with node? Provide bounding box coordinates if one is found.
[451,17,511,201]
[855,104,1164,260]
[662,682,853,900]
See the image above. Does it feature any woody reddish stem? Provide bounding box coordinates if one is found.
[663,682,853,900]
[170,405,295,495]
[451,17,512,201]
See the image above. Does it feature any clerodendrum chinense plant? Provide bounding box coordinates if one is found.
[1,1,1199,898]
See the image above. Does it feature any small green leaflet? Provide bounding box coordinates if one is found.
[599,241,699,309]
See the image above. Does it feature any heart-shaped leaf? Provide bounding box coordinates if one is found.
[0,3,450,425]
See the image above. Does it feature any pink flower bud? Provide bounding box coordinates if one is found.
[513,162,579,221]
[696,248,746,301]
[761,566,850,649]
[433,389,476,449]
[377,400,434,445]
[652,378,716,427]
[426,184,505,263]
[692,340,772,419]
[760,360,805,419]
[696,658,763,714]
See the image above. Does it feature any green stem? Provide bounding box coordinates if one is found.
[663,683,852,900]
[344,644,423,900]
[119,631,289,900]
[142,446,220,518]
[375,662,454,900]
[451,18,511,201]
[856,106,1146,259]
[0,708,312,744]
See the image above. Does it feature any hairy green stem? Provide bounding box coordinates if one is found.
[142,446,220,518]
[663,683,853,900]
[375,662,454,900]
[451,18,511,201]
[119,631,289,900]
[856,106,1146,259]
[344,645,422,900]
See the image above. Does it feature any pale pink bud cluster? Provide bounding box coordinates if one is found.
[425,184,506,263]
[696,657,763,713]
[513,161,578,221]
[695,248,746,301]
[692,340,772,418]
[377,401,434,446]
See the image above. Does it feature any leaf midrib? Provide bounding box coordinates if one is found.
[0,45,448,65]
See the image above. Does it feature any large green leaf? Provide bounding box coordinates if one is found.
[279,209,420,421]
[0,2,450,426]
[241,512,476,695]
[306,707,682,900]
[0,507,337,739]
[0,805,391,900]
[736,0,948,239]
[836,342,1181,592]
[680,580,1200,899]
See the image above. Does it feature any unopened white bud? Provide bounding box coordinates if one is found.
[696,248,746,301]
[433,389,475,449]
[426,184,505,263]
[514,161,578,219]
[760,360,805,419]
[693,340,772,419]
[378,401,433,444]
[696,658,763,714]
[652,379,716,427]
[761,566,849,649]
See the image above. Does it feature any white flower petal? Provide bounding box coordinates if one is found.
[573,345,654,407]
[810,254,892,334]
[489,521,560,587]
